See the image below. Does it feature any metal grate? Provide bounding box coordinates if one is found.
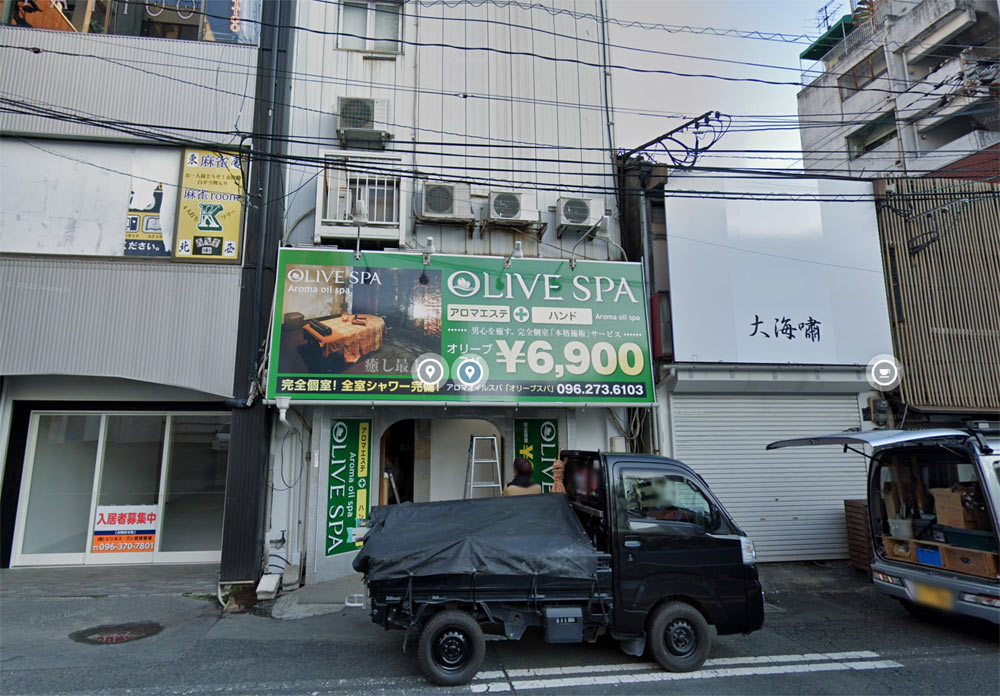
[325,163,399,224]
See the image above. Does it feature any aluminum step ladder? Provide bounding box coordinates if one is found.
[465,435,502,498]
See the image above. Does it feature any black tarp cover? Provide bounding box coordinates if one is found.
[352,494,599,581]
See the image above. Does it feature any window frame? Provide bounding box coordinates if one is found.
[619,468,721,532]
[338,0,403,54]
[838,48,888,101]
[846,110,898,159]
[10,410,231,568]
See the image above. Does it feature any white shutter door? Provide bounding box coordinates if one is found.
[670,394,865,561]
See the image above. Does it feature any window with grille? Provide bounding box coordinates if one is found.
[340,1,401,53]
[322,157,400,226]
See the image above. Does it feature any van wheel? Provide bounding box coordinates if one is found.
[648,601,711,672]
[417,609,485,686]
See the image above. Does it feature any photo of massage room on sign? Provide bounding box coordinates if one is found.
[276,264,443,378]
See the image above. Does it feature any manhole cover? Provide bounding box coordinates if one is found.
[69,622,163,645]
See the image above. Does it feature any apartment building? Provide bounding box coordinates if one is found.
[797,0,999,179]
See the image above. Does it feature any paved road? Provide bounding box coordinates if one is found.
[1,564,996,695]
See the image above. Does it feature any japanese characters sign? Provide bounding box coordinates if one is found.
[267,249,654,404]
[327,419,372,556]
[173,148,244,262]
[664,175,893,365]
[515,419,560,491]
[91,505,158,554]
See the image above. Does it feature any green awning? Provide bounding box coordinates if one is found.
[799,15,855,61]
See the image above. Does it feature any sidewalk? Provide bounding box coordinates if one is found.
[265,572,367,619]
[0,564,219,599]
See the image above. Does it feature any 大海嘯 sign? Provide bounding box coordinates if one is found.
[267,248,653,405]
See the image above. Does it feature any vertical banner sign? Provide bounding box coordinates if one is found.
[91,505,158,553]
[174,148,244,262]
[515,419,560,492]
[327,419,373,556]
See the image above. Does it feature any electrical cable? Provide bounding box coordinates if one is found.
[4,93,997,180]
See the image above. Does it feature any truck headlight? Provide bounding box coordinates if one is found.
[740,537,756,564]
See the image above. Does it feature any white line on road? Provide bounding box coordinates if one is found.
[474,650,882,680]
[470,657,902,693]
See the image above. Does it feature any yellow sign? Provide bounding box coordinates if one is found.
[174,148,244,262]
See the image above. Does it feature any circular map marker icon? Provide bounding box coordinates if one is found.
[454,355,489,389]
[412,353,448,387]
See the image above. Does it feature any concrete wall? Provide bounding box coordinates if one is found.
[429,419,504,500]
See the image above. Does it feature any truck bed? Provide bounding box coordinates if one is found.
[354,494,602,582]
[368,562,614,606]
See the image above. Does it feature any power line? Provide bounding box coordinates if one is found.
[6,94,999,183]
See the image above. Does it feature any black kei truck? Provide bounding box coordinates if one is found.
[352,450,765,686]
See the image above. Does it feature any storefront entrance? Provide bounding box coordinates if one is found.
[10,411,229,567]
[378,418,505,505]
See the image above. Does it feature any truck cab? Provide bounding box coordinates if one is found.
[768,427,1000,623]
[561,451,765,659]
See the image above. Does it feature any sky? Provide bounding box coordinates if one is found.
[608,0,829,172]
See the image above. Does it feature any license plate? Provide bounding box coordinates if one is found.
[914,583,953,610]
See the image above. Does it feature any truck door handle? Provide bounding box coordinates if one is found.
[624,536,641,548]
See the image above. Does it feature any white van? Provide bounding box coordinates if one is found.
[768,427,999,624]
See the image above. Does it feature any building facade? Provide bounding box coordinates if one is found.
[0,2,263,571]
[797,0,999,180]
[619,162,895,561]
[262,0,646,586]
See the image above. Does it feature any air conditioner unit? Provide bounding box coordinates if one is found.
[487,191,539,224]
[556,197,604,237]
[336,97,391,149]
[420,181,473,221]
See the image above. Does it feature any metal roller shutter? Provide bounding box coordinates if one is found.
[670,394,865,561]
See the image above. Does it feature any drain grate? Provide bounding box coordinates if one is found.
[69,622,163,645]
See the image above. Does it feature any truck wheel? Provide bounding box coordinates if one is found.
[648,601,711,672]
[417,609,485,686]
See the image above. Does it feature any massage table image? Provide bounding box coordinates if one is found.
[302,314,387,364]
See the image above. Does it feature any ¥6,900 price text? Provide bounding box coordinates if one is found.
[495,340,645,378]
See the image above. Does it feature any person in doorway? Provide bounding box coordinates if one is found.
[503,457,542,496]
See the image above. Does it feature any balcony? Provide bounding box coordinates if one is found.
[897,49,1000,125]
[911,129,1000,173]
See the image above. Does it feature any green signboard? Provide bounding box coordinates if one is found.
[268,248,653,404]
[515,418,560,491]
[326,419,372,556]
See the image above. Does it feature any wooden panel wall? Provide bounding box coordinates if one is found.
[874,178,1000,411]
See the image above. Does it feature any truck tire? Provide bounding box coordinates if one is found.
[417,609,486,686]
[648,601,711,672]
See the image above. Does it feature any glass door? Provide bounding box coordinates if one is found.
[11,415,102,566]
[86,415,167,565]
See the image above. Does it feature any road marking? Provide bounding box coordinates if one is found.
[474,650,882,679]
[470,654,901,693]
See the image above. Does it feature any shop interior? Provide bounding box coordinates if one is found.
[876,446,999,579]
[378,418,505,505]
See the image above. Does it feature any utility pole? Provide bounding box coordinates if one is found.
[219,0,293,587]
